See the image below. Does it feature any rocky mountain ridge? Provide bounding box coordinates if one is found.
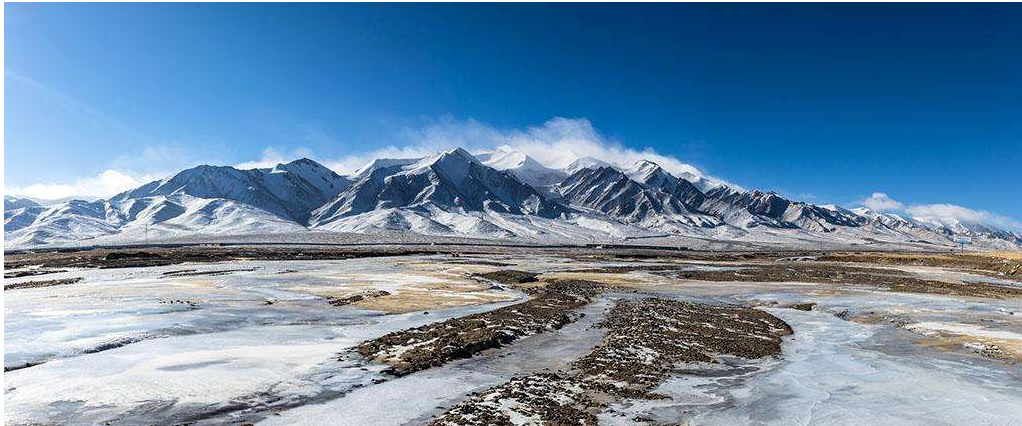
[6,149,1020,250]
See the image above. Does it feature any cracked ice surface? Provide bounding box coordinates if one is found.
[6,254,1022,425]
[4,257,523,425]
[682,308,1022,425]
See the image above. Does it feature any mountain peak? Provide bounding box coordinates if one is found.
[284,157,319,166]
[625,160,679,193]
[271,157,350,198]
[4,195,40,212]
[8,148,1021,251]
[629,159,661,171]
[409,147,480,170]
[274,157,336,175]
[402,147,484,183]
[352,157,421,179]
[478,149,567,187]
[565,156,613,174]
[445,147,478,161]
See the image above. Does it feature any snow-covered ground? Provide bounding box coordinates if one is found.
[684,308,1022,425]
[5,254,1022,425]
[3,257,524,425]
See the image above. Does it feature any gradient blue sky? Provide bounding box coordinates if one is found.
[5,3,1021,225]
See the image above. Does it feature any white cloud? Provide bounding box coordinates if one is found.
[6,169,149,200]
[321,145,438,176]
[8,117,724,200]
[861,192,904,211]
[235,147,314,170]
[859,191,1021,232]
[319,117,724,187]
[906,203,1022,231]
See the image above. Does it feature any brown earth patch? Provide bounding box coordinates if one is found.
[3,268,67,279]
[474,270,540,287]
[4,277,83,291]
[357,279,609,376]
[3,246,443,270]
[659,263,1022,299]
[790,302,817,311]
[430,298,792,425]
[819,252,1022,278]
[572,298,792,398]
[430,373,599,426]
[160,268,258,277]
[917,335,1022,364]
[327,290,392,307]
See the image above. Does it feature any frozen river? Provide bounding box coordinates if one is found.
[4,254,1022,425]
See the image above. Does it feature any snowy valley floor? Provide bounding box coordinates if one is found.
[4,247,1022,425]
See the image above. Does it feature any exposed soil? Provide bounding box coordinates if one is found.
[790,302,817,311]
[657,263,1022,299]
[819,252,1022,278]
[327,290,392,307]
[474,270,540,286]
[430,298,792,425]
[9,245,1018,278]
[440,259,515,268]
[4,277,82,291]
[3,268,67,279]
[573,298,792,398]
[157,299,200,308]
[357,279,609,376]
[4,361,45,373]
[3,246,443,270]
[160,268,259,278]
[430,373,600,426]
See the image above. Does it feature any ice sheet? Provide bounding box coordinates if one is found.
[4,257,523,425]
[686,309,1022,425]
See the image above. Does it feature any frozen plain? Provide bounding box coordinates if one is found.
[4,252,1022,425]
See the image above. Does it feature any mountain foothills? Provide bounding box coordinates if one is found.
[5,148,1021,250]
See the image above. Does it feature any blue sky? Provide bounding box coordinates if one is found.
[5,3,1021,227]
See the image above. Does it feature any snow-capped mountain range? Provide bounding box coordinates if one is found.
[5,149,1021,250]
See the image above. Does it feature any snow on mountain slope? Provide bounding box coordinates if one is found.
[5,148,1020,250]
[311,148,567,226]
[625,160,680,193]
[4,206,46,233]
[912,215,1022,250]
[621,159,725,193]
[623,160,708,207]
[269,158,352,200]
[5,197,47,233]
[314,204,663,243]
[559,166,719,229]
[351,157,422,180]
[848,207,953,244]
[699,187,857,232]
[4,200,123,247]
[5,159,351,248]
[564,156,613,174]
[5,193,309,248]
[4,196,40,211]
[117,196,306,236]
[478,148,568,187]
[112,158,347,225]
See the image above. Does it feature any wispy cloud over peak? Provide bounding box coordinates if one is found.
[321,117,722,184]
[235,147,315,170]
[861,192,904,211]
[907,203,1022,231]
[6,169,147,200]
[859,191,1021,232]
